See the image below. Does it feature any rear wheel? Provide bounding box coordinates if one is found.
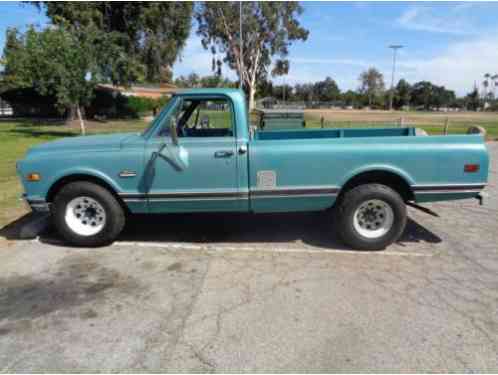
[52,181,125,247]
[335,183,406,250]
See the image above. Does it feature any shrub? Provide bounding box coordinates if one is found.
[1,86,170,119]
[85,89,134,119]
[0,87,62,117]
[125,96,169,117]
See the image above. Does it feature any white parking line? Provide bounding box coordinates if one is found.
[112,240,433,257]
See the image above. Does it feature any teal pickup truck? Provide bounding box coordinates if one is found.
[17,89,489,250]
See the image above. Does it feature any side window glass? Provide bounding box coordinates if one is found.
[158,99,191,137]
[181,99,233,137]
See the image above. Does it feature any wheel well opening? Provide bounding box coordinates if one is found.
[338,171,414,202]
[46,174,129,213]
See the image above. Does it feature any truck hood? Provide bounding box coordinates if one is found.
[27,132,140,155]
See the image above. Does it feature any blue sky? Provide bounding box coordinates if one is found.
[1,1,497,95]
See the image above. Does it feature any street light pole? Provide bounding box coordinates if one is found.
[388,44,403,111]
[239,2,243,90]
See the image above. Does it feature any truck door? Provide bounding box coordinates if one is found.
[143,95,247,213]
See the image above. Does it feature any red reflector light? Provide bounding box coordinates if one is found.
[464,164,479,173]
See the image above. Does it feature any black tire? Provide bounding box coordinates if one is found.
[52,181,125,247]
[335,183,406,251]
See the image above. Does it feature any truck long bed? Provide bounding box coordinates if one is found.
[255,127,416,140]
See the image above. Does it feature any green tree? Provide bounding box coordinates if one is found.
[195,2,309,109]
[1,28,30,89]
[2,25,126,134]
[433,86,455,109]
[393,79,411,109]
[410,81,433,110]
[294,83,315,102]
[341,90,360,108]
[174,73,236,88]
[34,2,193,83]
[313,77,340,102]
[410,81,455,110]
[174,73,200,88]
[200,75,236,88]
[272,84,294,101]
[358,67,385,107]
[256,79,274,99]
[465,86,480,111]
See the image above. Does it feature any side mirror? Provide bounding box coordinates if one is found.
[169,118,179,146]
[155,117,188,171]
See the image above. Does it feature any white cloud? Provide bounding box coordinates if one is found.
[396,6,477,35]
[396,34,498,94]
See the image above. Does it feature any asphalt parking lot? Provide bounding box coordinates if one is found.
[0,143,497,372]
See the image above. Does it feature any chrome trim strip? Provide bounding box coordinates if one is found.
[412,183,485,191]
[133,197,244,202]
[120,191,248,200]
[252,193,338,199]
[119,171,137,178]
[250,185,340,192]
[120,186,340,201]
[414,190,482,194]
[250,185,339,197]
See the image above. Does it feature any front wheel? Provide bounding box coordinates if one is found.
[335,184,407,250]
[52,181,126,247]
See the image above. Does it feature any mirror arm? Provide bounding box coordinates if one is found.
[169,118,179,146]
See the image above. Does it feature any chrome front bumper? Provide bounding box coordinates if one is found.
[21,194,51,212]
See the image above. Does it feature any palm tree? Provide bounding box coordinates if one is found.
[492,74,498,99]
[483,73,491,98]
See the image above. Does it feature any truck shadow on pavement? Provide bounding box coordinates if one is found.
[1,211,441,251]
[118,212,442,250]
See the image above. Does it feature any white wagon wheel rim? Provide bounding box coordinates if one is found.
[353,199,394,239]
[65,196,106,236]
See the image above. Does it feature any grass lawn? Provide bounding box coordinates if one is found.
[0,118,148,228]
[304,109,498,138]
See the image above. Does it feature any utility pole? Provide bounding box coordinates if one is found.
[239,2,243,90]
[388,44,403,111]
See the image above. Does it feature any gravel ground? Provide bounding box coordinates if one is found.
[0,143,496,372]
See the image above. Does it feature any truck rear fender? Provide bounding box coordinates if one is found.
[337,165,415,202]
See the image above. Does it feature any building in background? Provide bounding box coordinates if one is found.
[97,83,177,99]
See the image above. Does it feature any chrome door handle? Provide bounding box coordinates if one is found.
[214,150,234,158]
[238,145,247,155]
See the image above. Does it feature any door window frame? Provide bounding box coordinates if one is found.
[149,94,238,141]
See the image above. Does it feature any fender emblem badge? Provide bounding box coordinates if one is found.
[119,170,137,178]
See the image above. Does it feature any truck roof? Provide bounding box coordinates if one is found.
[174,88,245,97]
